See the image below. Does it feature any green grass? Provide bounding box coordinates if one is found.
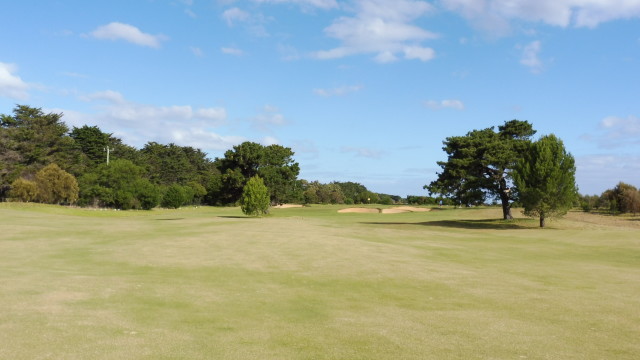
[1,203,639,359]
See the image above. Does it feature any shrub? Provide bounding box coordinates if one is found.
[162,184,187,209]
[241,176,270,216]
[9,178,37,202]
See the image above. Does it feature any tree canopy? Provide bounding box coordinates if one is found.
[426,120,536,219]
[513,134,578,227]
[215,142,300,205]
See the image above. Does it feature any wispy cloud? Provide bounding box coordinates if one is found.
[576,153,640,194]
[0,62,31,100]
[312,0,438,63]
[313,85,362,97]
[90,22,167,48]
[57,90,238,151]
[341,146,383,159]
[424,99,465,110]
[252,0,338,10]
[222,7,270,37]
[596,115,640,148]
[250,105,288,132]
[221,47,245,56]
[222,7,251,26]
[441,0,640,35]
[520,40,543,73]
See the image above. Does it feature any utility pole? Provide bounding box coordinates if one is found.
[104,146,112,165]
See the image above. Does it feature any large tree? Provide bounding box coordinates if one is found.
[426,120,536,219]
[0,106,77,193]
[216,142,300,205]
[513,134,578,227]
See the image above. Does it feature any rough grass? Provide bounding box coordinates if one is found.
[1,203,639,359]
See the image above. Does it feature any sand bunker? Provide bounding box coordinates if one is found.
[338,206,432,214]
[338,208,381,213]
[272,204,304,209]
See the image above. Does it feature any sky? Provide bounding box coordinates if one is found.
[1,0,639,197]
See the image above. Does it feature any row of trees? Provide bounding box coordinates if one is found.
[579,182,640,215]
[1,105,398,211]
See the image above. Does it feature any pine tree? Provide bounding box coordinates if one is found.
[240,176,270,217]
[513,134,578,227]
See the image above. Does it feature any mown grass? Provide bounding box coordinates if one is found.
[1,203,639,359]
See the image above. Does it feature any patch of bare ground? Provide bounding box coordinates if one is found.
[272,204,304,209]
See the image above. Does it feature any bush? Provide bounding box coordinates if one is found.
[34,164,79,205]
[162,184,187,209]
[9,178,37,202]
[241,176,270,216]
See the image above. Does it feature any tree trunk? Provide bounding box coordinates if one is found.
[539,216,545,228]
[497,177,513,220]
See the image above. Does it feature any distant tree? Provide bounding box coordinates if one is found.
[34,163,79,205]
[603,182,640,214]
[241,176,270,216]
[334,181,368,204]
[622,188,640,215]
[9,178,37,202]
[162,184,187,209]
[513,134,578,227]
[426,120,536,219]
[69,125,111,167]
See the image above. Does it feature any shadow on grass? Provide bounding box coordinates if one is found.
[361,219,531,230]
[156,218,185,221]
[217,216,249,219]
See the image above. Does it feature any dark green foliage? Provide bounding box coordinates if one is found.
[217,142,299,204]
[142,142,214,186]
[601,182,640,215]
[513,134,578,227]
[162,184,187,209]
[406,195,437,205]
[0,105,77,191]
[78,159,159,210]
[240,176,270,216]
[426,120,536,219]
[334,181,368,204]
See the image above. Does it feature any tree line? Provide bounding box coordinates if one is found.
[0,105,397,210]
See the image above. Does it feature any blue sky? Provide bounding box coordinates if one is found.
[1,0,639,196]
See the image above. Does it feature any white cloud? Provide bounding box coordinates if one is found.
[424,99,465,110]
[222,7,270,36]
[341,146,383,159]
[520,40,543,73]
[221,47,245,56]
[313,0,438,62]
[261,136,280,145]
[597,115,640,148]
[222,7,250,26]
[250,105,288,132]
[60,91,236,151]
[252,0,338,10]
[190,47,204,57]
[440,0,640,35]
[90,22,167,48]
[403,46,436,61]
[313,85,362,97]
[0,62,31,100]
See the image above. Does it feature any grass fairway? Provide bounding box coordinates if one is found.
[1,203,639,359]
